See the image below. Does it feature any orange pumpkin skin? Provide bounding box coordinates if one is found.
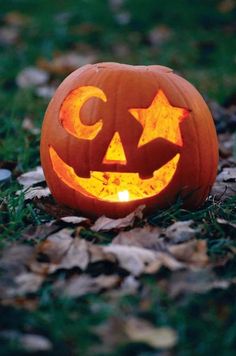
[40,62,218,218]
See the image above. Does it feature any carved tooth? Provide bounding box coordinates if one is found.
[138,172,154,180]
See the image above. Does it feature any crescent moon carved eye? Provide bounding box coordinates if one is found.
[60,86,107,140]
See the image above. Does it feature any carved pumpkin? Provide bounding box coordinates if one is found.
[40,62,218,218]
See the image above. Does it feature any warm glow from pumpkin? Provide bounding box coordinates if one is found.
[118,190,130,202]
[49,88,189,203]
[49,146,180,202]
[129,89,189,147]
[102,131,127,165]
[60,86,107,140]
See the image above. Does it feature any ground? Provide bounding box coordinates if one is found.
[0,0,236,355]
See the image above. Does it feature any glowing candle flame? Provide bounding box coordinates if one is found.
[118,190,130,202]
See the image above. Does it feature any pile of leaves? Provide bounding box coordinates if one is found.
[0,162,235,353]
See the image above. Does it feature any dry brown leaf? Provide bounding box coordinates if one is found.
[17,166,45,188]
[37,52,97,75]
[21,223,61,242]
[20,334,53,352]
[145,252,184,274]
[119,275,139,294]
[164,220,197,243]
[0,245,40,299]
[216,167,236,182]
[211,181,236,200]
[88,243,116,264]
[49,238,90,273]
[218,133,235,158]
[60,216,89,224]
[13,273,44,296]
[22,186,51,200]
[167,270,233,298]
[0,331,52,352]
[33,229,90,273]
[0,244,34,275]
[16,67,49,88]
[125,317,178,349]
[53,274,120,297]
[91,205,145,231]
[217,218,236,229]
[94,316,128,353]
[31,228,74,274]
[169,239,209,268]
[112,225,162,250]
[103,244,157,276]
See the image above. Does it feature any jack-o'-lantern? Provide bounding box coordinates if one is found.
[40,62,218,218]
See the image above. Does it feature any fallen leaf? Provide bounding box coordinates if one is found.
[167,270,233,298]
[33,230,90,273]
[103,244,157,276]
[125,317,178,349]
[60,216,89,224]
[103,244,183,276]
[169,239,209,267]
[216,167,236,182]
[145,252,184,274]
[164,220,197,243]
[22,186,51,200]
[94,316,128,353]
[119,275,139,294]
[53,274,120,297]
[13,273,44,296]
[0,331,52,352]
[0,245,38,299]
[91,205,145,231]
[49,238,90,273]
[21,223,61,243]
[112,225,162,250]
[210,181,236,200]
[218,133,234,158]
[16,67,49,88]
[17,166,45,188]
[37,52,97,75]
[20,334,52,352]
[32,228,75,272]
[217,218,236,230]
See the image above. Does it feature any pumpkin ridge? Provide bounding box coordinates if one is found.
[167,72,201,196]
[172,74,218,197]
[169,73,217,205]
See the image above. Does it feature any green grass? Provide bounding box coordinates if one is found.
[0,0,236,354]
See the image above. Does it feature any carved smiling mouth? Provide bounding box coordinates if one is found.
[49,146,180,202]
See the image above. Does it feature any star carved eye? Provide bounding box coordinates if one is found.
[60,86,107,140]
[129,89,189,147]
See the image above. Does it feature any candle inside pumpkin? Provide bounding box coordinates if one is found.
[118,190,130,202]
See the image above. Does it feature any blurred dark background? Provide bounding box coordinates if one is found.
[0,0,235,103]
